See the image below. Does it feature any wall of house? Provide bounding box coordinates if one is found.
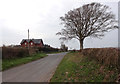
[29,41,35,47]
[35,42,43,47]
[21,41,43,48]
[21,41,28,47]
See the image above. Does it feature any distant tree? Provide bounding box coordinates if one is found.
[60,42,68,51]
[2,44,6,47]
[57,2,118,50]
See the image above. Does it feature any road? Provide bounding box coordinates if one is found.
[2,52,67,82]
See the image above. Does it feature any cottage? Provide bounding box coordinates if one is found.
[20,39,44,48]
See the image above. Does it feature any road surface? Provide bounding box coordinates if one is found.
[2,52,67,82]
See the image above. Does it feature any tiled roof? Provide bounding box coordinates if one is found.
[20,39,43,44]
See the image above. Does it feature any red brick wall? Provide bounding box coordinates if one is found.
[21,41,28,47]
[35,42,43,47]
[21,41,43,47]
[29,41,35,47]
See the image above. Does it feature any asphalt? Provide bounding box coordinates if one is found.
[2,52,67,82]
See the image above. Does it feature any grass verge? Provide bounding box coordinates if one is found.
[2,53,47,71]
[50,52,118,82]
[46,51,63,54]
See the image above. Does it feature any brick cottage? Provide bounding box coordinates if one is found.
[20,39,44,48]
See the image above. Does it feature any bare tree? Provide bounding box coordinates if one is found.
[57,2,118,50]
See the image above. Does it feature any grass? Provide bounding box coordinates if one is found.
[46,51,63,54]
[50,52,119,82]
[2,52,47,71]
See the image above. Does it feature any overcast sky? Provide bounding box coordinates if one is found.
[0,0,119,49]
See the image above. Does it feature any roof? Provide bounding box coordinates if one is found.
[20,39,43,44]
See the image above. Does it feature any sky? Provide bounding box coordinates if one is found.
[0,0,119,50]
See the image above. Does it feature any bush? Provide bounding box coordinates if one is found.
[2,47,29,59]
[81,48,119,69]
[38,47,59,53]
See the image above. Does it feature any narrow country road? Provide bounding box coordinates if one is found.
[2,52,67,82]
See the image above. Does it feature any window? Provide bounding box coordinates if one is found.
[31,42,33,45]
[25,43,27,45]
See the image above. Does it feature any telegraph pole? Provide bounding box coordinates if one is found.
[28,29,29,49]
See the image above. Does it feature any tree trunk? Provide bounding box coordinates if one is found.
[80,39,84,50]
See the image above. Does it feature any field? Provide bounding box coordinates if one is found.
[51,48,119,82]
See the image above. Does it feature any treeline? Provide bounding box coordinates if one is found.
[37,47,59,53]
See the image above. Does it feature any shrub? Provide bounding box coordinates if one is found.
[81,48,119,69]
[2,47,29,59]
[38,47,59,53]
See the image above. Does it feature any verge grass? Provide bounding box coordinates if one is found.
[46,51,63,54]
[50,51,118,82]
[2,53,47,71]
